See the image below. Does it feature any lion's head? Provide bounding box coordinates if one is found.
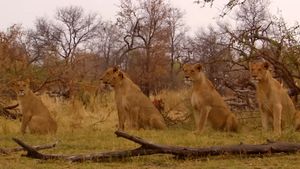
[182,63,204,83]
[13,79,31,97]
[100,66,125,87]
[249,61,270,82]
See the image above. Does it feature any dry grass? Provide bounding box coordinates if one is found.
[1,90,300,169]
[153,89,192,125]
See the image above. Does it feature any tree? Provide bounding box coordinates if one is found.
[28,6,102,65]
[87,21,124,69]
[51,6,102,65]
[166,7,188,87]
[0,25,28,80]
[0,25,30,102]
[186,0,300,109]
[117,0,172,96]
[210,0,300,106]
[194,0,247,16]
[25,6,103,97]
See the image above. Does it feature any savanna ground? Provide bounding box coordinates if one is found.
[1,90,300,169]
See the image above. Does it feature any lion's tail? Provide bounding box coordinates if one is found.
[226,113,238,132]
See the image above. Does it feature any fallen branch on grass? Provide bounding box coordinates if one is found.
[0,141,57,155]
[13,130,300,162]
[0,103,22,120]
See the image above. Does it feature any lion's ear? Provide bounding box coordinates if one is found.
[182,64,187,70]
[118,72,124,79]
[113,66,119,72]
[195,63,203,71]
[9,79,17,86]
[263,62,270,69]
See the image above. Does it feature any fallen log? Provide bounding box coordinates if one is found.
[13,131,300,162]
[0,141,57,155]
[12,137,161,162]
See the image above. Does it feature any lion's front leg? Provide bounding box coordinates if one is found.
[272,104,282,134]
[21,111,32,134]
[261,111,269,131]
[193,106,211,134]
[193,109,201,133]
[116,105,126,130]
[128,107,139,129]
[259,104,269,131]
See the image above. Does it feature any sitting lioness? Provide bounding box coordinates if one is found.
[13,80,57,134]
[100,67,166,130]
[182,63,238,133]
[249,61,300,134]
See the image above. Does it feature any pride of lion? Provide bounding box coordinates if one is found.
[13,79,57,134]
[182,63,239,133]
[249,61,300,134]
[7,60,300,135]
[100,66,166,130]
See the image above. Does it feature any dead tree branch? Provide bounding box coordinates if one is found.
[0,141,57,155]
[0,104,22,120]
[13,131,300,162]
[3,103,19,110]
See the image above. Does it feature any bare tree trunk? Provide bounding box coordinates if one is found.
[12,130,300,162]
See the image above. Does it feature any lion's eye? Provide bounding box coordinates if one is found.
[191,70,195,73]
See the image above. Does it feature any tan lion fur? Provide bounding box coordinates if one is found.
[182,63,238,133]
[249,61,300,134]
[13,80,57,134]
[100,67,166,130]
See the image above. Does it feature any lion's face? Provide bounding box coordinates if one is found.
[182,63,203,83]
[249,62,270,82]
[13,80,31,97]
[100,67,124,87]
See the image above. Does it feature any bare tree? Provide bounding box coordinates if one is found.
[27,18,59,65]
[88,21,124,69]
[166,7,188,87]
[28,6,102,65]
[194,0,247,16]
[52,6,102,65]
[117,0,172,96]
[25,6,103,95]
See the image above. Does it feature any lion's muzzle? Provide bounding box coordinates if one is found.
[18,90,25,96]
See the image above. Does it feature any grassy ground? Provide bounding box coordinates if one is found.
[1,91,300,169]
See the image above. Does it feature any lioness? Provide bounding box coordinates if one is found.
[249,61,300,134]
[182,63,238,133]
[13,80,57,134]
[100,67,166,130]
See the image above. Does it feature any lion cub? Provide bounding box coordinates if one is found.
[14,80,57,134]
[249,61,300,134]
[100,67,167,130]
[182,63,238,133]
